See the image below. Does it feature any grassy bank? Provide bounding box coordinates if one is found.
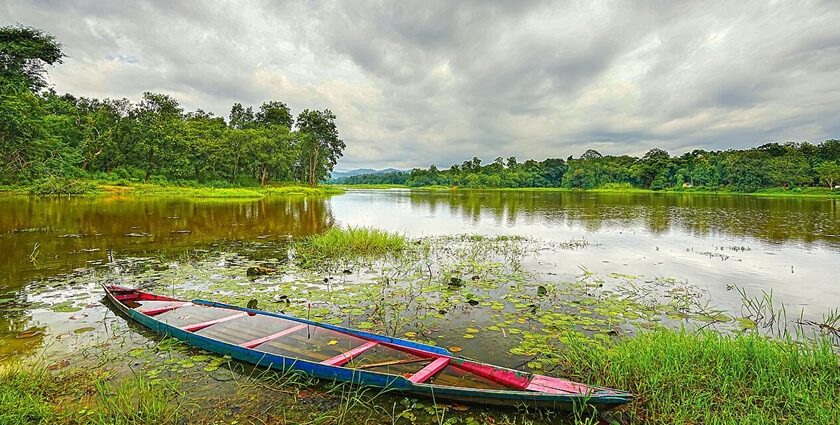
[566,328,840,424]
[0,178,344,198]
[339,184,840,198]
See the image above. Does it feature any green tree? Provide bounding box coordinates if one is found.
[0,25,64,91]
[255,101,293,129]
[128,92,185,180]
[229,103,255,130]
[815,161,840,188]
[295,109,345,186]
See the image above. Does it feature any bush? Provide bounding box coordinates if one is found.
[28,176,98,195]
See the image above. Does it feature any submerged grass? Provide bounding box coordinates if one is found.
[298,226,407,260]
[564,328,840,424]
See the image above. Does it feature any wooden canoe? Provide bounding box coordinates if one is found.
[103,285,633,410]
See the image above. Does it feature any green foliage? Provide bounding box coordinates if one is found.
[0,25,64,91]
[338,141,840,193]
[0,27,345,189]
[565,328,840,424]
[296,109,345,186]
[28,176,99,195]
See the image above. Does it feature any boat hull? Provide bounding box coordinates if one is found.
[103,285,633,410]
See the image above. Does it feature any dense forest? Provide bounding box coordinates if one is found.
[0,26,345,188]
[340,143,840,192]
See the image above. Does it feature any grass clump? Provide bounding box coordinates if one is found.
[566,328,840,424]
[300,226,407,260]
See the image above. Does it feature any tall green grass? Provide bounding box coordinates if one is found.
[564,328,840,424]
[0,363,180,425]
[0,363,56,424]
[299,226,407,260]
[95,376,180,424]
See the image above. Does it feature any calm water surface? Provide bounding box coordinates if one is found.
[1,189,839,359]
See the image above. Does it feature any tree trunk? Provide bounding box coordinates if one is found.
[144,149,155,181]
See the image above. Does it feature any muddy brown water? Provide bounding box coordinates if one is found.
[1,189,839,361]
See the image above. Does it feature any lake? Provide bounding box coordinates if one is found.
[2,189,839,361]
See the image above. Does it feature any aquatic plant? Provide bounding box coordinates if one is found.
[297,226,407,261]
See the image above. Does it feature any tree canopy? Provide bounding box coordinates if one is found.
[0,25,64,91]
[336,142,840,192]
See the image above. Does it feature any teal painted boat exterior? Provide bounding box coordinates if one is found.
[103,285,633,410]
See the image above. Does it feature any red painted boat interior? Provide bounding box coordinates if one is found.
[108,286,604,394]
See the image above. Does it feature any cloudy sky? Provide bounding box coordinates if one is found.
[3,1,840,170]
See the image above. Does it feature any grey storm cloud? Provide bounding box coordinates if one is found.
[3,0,840,170]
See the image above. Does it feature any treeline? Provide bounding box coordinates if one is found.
[1,26,344,187]
[342,143,840,192]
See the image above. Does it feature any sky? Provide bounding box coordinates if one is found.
[3,1,840,170]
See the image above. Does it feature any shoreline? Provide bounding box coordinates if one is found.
[335,184,840,198]
[0,181,345,199]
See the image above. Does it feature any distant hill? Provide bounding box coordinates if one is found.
[329,168,404,179]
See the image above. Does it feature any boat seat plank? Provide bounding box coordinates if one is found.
[408,357,450,383]
[321,341,379,366]
[240,323,307,349]
[425,365,511,390]
[139,302,193,316]
[153,305,241,328]
[182,312,248,332]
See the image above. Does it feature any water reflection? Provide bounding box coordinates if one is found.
[0,196,334,291]
[350,190,839,246]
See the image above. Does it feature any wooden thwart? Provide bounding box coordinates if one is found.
[239,324,307,349]
[408,357,450,383]
[355,358,430,370]
[140,302,192,316]
[182,312,247,332]
[321,341,379,366]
